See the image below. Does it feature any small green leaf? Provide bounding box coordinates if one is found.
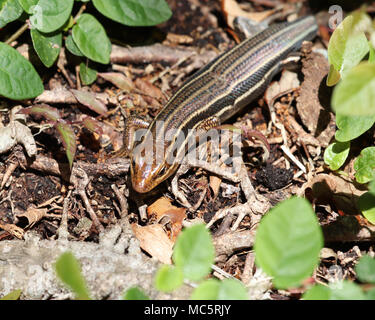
[31,29,62,67]
[328,14,369,77]
[173,224,215,282]
[0,289,22,300]
[72,13,111,64]
[30,0,74,33]
[304,282,367,300]
[54,252,90,300]
[155,265,184,293]
[0,0,23,28]
[324,140,350,171]
[254,197,323,289]
[55,120,76,168]
[123,287,149,300]
[335,113,375,142]
[62,15,74,31]
[92,0,172,27]
[17,0,38,13]
[80,62,97,85]
[303,285,331,300]
[65,34,83,57]
[330,281,365,300]
[332,62,375,116]
[0,42,44,100]
[326,64,341,87]
[354,147,375,183]
[355,255,375,284]
[358,192,375,224]
[190,279,248,300]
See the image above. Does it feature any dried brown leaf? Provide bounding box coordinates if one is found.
[135,78,164,101]
[301,173,367,215]
[98,72,134,92]
[132,223,173,264]
[70,89,108,116]
[147,197,186,240]
[221,0,275,29]
[296,42,335,147]
[264,70,300,105]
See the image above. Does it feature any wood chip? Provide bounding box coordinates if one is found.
[14,207,48,228]
[296,42,335,147]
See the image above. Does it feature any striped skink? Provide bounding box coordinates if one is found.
[123,15,318,193]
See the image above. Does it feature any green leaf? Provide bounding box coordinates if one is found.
[72,13,111,64]
[65,34,83,57]
[369,41,375,64]
[55,120,76,168]
[54,252,91,300]
[254,197,323,289]
[366,288,375,299]
[369,180,375,196]
[30,0,74,33]
[92,0,172,27]
[324,140,350,171]
[328,15,369,77]
[31,29,62,67]
[358,192,375,224]
[80,62,97,85]
[155,265,184,292]
[354,147,375,183]
[332,62,375,116]
[123,287,149,300]
[0,0,23,28]
[62,15,74,31]
[303,285,331,300]
[326,64,341,87]
[335,113,375,142]
[172,224,215,282]
[0,42,44,100]
[304,282,367,300]
[330,281,365,300]
[355,255,375,284]
[17,0,38,13]
[190,279,248,300]
[0,289,22,300]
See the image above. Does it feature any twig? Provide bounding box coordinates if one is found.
[73,4,86,22]
[5,22,29,45]
[57,191,71,241]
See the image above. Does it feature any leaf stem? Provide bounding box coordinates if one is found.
[5,22,29,45]
[74,4,87,22]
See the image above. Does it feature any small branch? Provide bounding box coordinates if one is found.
[5,22,29,45]
[73,4,86,22]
